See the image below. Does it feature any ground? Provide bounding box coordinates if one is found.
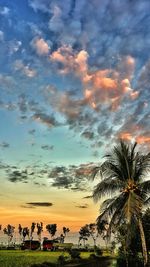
[0,250,92,267]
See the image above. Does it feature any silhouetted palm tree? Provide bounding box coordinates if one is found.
[46,224,57,239]
[37,222,43,245]
[3,224,15,246]
[92,141,150,266]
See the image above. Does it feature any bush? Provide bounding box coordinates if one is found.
[116,251,144,267]
[69,249,81,259]
[57,255,66,266]
[94,246,103,256]
[30,262,56,267]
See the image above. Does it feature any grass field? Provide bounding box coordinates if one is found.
[0,250,92,267]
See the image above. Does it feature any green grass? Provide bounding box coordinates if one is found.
[0,250,92,267]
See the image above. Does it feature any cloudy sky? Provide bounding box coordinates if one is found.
[0,0,150,237]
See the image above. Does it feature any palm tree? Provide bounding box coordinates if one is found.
[92,141,150,266]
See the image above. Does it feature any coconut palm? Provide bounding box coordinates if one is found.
[92,141,150,266]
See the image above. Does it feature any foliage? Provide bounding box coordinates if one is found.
[142,208,150,250]
[94,246,103,256]
[88,223,98,246]
[63,227,70,236]
[30,222,36,239]
[22,227,30,241]
[78,224,90,247]
[46,224,57,238]
[69,249,81,259]
[3,224,15,244]
[57,255,67,266]
[92,141,150,265]
[116,248,144,267]
[37,222,43,242]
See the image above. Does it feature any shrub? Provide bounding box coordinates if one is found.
[69,249,81,259]
[94,246,103,256]
[57,255,66,266]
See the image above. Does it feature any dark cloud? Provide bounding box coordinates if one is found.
[26,202,53,207]
[32,112,59,128]
[28,129,36,135]
[20,205,35,209]
[41,145,54,150]
[81,131,94,140]
[48,163,97,191]
[51,176,74,189]
[0,142,10,148]
[76,204,89,209]
[8,170,28,183]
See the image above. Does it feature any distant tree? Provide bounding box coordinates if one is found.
[30,222,36,240]
[46,224,57,238]
[0,225,2,231]
[18,224,23,243]
[88,223,98,247]
[22,227,29,242]
[61,227,70,243]
[3,224,15,246]
[78,225,90,247]
[63,227,70,237]
[37,222,43,243]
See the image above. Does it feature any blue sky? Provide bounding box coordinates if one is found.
[0,0,150,232]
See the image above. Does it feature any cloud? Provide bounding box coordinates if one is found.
[26,202,53,207]
[0,31,4,41]
[31,37,50,56]
[32,112,60,128]
[41,145,54,150]
[81,131,94,140]
[0,6,10,15]
[48,163,97,191]
[8,170,28,183]
[76,204,89,209]
[28,129,36,135]
[14,60,36,78]
[28,0,51,13]
[0,142,10,148]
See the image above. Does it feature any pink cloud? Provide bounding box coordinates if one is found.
[31,37,50,56]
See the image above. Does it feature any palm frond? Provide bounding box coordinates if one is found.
[144,197,150,206]
[139,180,150,195]
[134,153,150,182]
[97,193,126,222]
[93,177,123,202]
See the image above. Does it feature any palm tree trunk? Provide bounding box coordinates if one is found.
[138,218,148,266]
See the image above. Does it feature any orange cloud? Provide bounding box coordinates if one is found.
[50,48,138,111]
[119,132,133,141]
[31,37,50,56]
[136,136,150,144]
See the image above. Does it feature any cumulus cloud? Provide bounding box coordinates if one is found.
[31,37,50,56]
[14,60,36,78]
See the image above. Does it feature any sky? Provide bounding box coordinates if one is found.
[0,0,150,241]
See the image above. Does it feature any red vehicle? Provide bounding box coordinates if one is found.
[20,240,40,250]
[43,240,58,251]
